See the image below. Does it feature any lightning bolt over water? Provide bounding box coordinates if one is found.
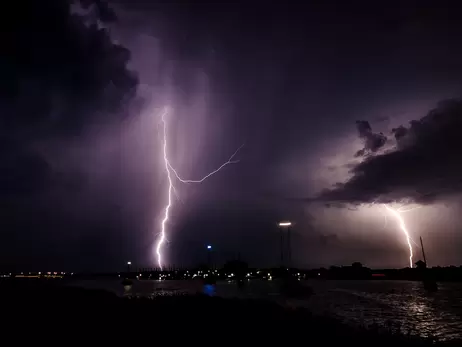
[383,205,414,268]
[156,107,243,270]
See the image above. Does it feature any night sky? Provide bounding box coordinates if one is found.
[2,0,462,271]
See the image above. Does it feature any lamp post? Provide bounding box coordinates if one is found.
[207,245,212,269]
[278,222,292,268]
[127,261,131,273]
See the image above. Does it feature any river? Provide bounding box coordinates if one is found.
[69,279,462,341]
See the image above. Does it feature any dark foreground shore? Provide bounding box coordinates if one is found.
[0,280,459,345]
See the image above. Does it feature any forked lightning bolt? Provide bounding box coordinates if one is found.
[168,144,244,183]
[383,205,414,268]
[156,108,172,270]
[156,107,243,270]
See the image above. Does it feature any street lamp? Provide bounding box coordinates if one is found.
[127,261,131,273]
[278,221,292,267]
[206,245,212,269]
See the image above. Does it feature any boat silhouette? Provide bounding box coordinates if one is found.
[418,237,438,292]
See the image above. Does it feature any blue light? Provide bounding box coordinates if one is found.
[207,245,212,250]
[203,284,215,296]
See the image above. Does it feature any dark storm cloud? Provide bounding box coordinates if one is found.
[78,0,117,22]
[318,99,462,205]
[0,0,137,196]
[0,0,138,270]
[0,141,52,197]
[354,120,387,157]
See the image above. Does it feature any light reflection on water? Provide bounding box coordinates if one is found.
[70,279,462,341]
[203,284,216,296]
[304,280,462,341]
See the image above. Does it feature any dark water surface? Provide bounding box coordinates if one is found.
[69,279,462,341]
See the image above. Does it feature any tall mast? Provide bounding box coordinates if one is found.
[420,236,428,265]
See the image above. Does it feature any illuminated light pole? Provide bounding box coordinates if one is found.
[278,222,292,268]
[207,245,212,269]
[127,261,131,273]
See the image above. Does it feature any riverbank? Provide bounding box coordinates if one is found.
[0,280,459,345]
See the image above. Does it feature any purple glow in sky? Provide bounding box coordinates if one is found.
[2,1,462,271]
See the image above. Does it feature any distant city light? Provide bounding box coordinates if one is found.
[207,245,212,250]
[279,221,291,226]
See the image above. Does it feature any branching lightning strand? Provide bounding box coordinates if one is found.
[168,144,244,183]
[156,107,243,270]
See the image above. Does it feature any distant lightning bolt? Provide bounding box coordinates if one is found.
[383,205,414,268]
[155,107,243,270]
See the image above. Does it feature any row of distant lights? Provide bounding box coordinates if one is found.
[1,272,74,277]
[119,269,304,281]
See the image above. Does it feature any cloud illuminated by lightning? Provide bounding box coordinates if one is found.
[156,107,243,270]
[383,205,414,268]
